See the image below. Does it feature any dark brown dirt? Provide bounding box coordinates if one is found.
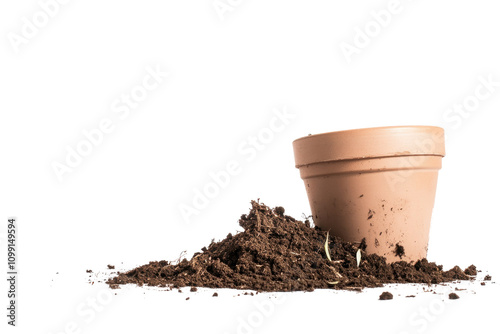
[449,293,460,299]
[394,243,405,259]
[379,291,393,300]
[107,200,474,292]
[464,265,477,276]
[484,275,492,281]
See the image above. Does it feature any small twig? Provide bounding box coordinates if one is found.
[327,265,343,278]
[255,210,261,232]
[176,250,187,264]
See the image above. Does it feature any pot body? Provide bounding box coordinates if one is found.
[293,126,445,263]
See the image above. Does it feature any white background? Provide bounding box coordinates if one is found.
[1,1,499,333]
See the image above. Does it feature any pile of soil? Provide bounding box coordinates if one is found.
[107,200,474,292]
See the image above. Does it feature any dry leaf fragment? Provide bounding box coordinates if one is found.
[324,231,332,262]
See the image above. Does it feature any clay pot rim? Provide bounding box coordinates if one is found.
[293,125,443,143]
[293,125,445,168]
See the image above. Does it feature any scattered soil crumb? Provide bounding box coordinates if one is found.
[394,243,405,259]
[448,293,460,300]
[464,265,477,276]
[406,295,416,298]
[86,269,93,273]
[275,206,285,216]
[481,282,486,286]
[379,291,393,300]
[213,292,218,297]
[107,265,115,270]
[359,238,367,251]
[190,287,197,292]
[484,275,492,281]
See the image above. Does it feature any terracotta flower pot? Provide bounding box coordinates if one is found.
[293,126,445,263]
